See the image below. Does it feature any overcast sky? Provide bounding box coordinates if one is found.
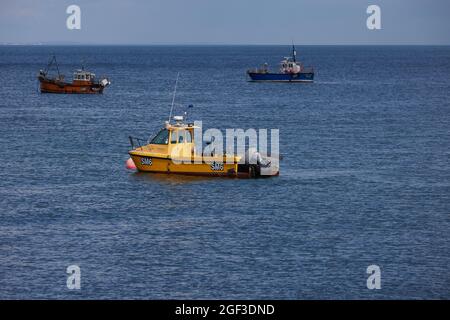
[1,0,449,45]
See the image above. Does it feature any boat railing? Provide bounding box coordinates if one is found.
[247,69,268,74]
[129,136,148,149]
[247,64,269,74]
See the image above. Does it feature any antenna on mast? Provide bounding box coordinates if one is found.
[168,72,180,124]
[292,41,297,63]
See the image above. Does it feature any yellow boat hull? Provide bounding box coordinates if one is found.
[129,152,244,177]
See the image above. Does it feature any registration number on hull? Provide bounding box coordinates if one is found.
[141,157,152,166]
[210,161,224,171]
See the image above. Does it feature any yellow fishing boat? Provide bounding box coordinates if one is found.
[127,115,279,178]
[127,75,279,178]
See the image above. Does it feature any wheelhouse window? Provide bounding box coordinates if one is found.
[185,130,192,143]
[178,131,184,143]
[150,129,169,145]
[170,130,178,144]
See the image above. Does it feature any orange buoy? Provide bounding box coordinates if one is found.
[126,157,136,170]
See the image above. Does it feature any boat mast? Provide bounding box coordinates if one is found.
[52,55,61,78]
[168,72,180,124]
[45,55,61,78]
[292,42,297,63]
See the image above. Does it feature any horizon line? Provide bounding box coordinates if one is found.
[1,43,450,47]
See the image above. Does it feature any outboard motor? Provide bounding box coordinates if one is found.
[246,147,271,167]
[100,78,111,87]
[239,148,272,178]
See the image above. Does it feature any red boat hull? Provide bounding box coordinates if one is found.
[38,77,105,94]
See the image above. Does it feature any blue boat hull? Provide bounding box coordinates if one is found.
[247,72,314,82]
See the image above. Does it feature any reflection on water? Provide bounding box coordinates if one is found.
[129,171,224,184]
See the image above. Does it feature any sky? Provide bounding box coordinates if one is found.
[0,0,449,45]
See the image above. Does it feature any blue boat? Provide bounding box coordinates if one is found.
[247,44,314,82]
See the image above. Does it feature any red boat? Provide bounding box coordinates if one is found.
[38,56,110,94]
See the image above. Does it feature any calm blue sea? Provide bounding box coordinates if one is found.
[0,45,449,299]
